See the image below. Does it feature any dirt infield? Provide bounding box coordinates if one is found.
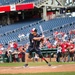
[0,64,75,74]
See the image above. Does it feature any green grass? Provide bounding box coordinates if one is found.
[0,72,75,75]
[0,62,75,67]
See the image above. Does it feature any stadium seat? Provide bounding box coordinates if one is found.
[0,17,75,45]
[0,0,36,5]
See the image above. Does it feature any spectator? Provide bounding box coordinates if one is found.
[56,44,62,62]
[13,41,19,62]
[18,45,25,62]
[5,47,12,62]
[62,33,68,42]
[0,50,2,54]
[13,41,18,51]
[18,34,25,41]
[66,39,72,62]
[18,34,22,41]
[53,37,60,46]
[13,50,19,62]
[8,41,14,52]
[60,41,68,62]
[45,38,52,48]
[21,34,25,39]
[0,44,4,63]
[0,44,4,52]
[69,40,75,61]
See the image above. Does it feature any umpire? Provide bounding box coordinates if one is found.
[24,28,51,67]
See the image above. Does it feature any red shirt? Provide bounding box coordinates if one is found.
[60,42,68,53]
[45,40,52,48]
[67,41,74,49]
[13,42,18,48]
[0,50,2,54]
[69,44,74,49]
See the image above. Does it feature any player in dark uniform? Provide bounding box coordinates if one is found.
[24,28,51,67]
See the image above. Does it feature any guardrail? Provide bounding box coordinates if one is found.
[0,48,57,63]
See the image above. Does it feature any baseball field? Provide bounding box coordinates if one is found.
[0,62,75,75]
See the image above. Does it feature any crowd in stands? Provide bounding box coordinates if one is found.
[52,30,75,62]
[0,29,75,63]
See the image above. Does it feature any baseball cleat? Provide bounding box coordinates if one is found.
[48,63,51,66]
[23,64,28,68]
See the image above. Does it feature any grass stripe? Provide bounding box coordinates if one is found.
[0,62,75,67]
[0,72,75,75]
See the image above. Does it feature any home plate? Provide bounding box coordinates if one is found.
[51,66,57,69]
[29,67,36,68]
[14,67,23,69]
[29,66,48,69]
[58,65,62,67]
[29,66,43,69]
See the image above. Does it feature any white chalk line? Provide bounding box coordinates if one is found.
[0,65,63,70]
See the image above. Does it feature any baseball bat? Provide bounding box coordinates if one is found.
[39,25,45,37]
